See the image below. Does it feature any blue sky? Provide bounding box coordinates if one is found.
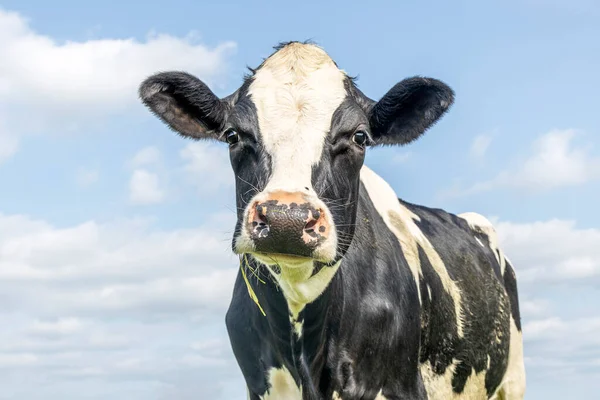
[0,0,598,398]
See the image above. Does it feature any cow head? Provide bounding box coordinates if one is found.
[139,41,453,272]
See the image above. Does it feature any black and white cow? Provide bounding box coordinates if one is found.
[139,41,526,399]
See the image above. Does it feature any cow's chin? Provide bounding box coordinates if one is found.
[251,252,315,268]
[234,233,338,269]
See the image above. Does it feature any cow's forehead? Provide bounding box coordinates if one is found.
[246,43,348,191]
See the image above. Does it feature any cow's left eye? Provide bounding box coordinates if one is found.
[352,131,368,146]
[225,129,240,145]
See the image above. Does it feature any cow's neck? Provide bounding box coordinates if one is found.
[251,256,342,338]
[271,260,342,331]
[247,255,344,393]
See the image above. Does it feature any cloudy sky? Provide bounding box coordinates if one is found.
[0,1,598,398]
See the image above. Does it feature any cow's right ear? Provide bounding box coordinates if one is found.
[139,72,228,141]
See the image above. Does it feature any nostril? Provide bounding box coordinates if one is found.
[312,209,321,221]
[304,218,317,232]
[252,202,267,222]
[303,209,322,233]
[251,202,270,238]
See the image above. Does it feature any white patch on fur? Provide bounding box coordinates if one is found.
[234,223,256,254]
[261,366,303,400]
[248,42,347,194]
[359,166,422,303]
[421,359,488,399]
[495,311,526,399]
[360,166,465,336]
[475,237,485,247]
[375,390,388,399]
[332,391,342,400]
[252,255,342,331]
[291,315,303,338]
[459,212,507,275]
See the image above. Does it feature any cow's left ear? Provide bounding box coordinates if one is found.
[139,71,229,141]
[368,77,454,146]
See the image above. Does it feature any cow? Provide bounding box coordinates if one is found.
[138,41,526,400]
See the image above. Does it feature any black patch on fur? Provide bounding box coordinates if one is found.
[311,93,370,260]
[226,86,274,248]
[417,245,460,372]
[503,260,523,332]
[225,271,274,396]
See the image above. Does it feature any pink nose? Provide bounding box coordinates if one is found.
[247,191,329,256]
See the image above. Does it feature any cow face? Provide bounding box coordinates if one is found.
[139,42,453,269]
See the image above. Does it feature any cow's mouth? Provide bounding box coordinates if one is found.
[252,251,315,267]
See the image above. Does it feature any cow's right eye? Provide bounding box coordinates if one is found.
[352,131,368,146]
[225,129,240,145]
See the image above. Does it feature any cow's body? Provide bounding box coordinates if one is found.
[226,166,525,400]
[139,41,525,400]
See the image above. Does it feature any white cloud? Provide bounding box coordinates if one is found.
[520,298,550,318]
[180,141,234,196]
[523,317,566,341]
[445,129,600,197]
[30,318,83,336]
[489,216,600,382]
[0,212,237,307]
[0,353,38,367]
[124,142,235,206]
[469,134,493,159]
[0,125,18,164]
[511,129,598,189]
[495,218,600,282]
[130,146,162,168]
[128,169,164,205]
[0,9,235,112]
[0,8,236,162]
[0,211,243,397]
[75,167,99,187]
[522,316,600,380]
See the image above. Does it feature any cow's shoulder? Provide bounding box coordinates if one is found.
[399,202,506,280]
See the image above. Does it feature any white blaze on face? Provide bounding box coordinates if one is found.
[248,43,347,193]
